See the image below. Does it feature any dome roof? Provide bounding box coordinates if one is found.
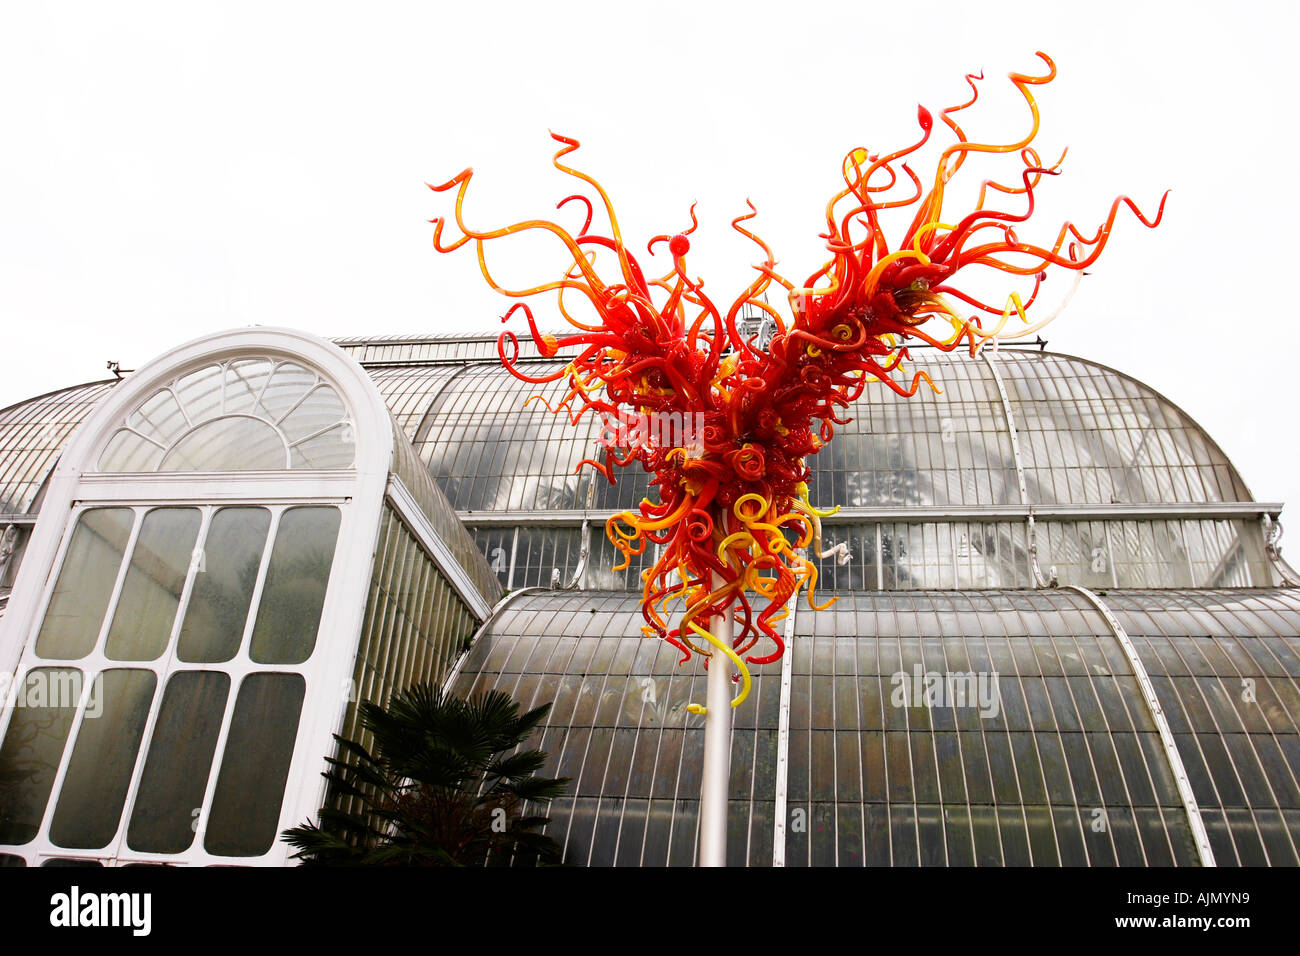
[356,344,1254,515]
[1,330,1295,869]
[0,341,1253,523]
[0,380,117,516]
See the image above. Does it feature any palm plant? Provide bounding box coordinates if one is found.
[283,684,569,866]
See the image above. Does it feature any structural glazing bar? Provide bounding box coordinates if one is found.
[982,346,1049,587]
[772,591,797,867]
[1063,584,1217,867]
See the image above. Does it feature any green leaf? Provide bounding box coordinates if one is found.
[289,681,571,867]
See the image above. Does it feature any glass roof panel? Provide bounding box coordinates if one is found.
[0,345,1259,518]
[451,588,1300,866]
[0,381,117,515]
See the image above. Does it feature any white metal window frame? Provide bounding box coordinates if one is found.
[0,328,394,867]
[98,356,356,474]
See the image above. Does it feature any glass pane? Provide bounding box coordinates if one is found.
[105,508,201,661]
[171,364,225,426]
[178,508,271,663]
[204,673,305,857]
[249,507,341,664]
[160,417,287,471]
[1017,805,1055,865]
[50,669,157,849]
[127,671,230,853]
[125,386,187,448]
[222,359,275,415]
[290,423,355,469]
[998,806,1033,866]
[36,508,134,660]
[0,668,83,844]
[98,428,164,472]
[280,385,346,443]
[257,362,318,422]
[41,858,103,867]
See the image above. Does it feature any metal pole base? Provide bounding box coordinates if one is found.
[698,603,733,867]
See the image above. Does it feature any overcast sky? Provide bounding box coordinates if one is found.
[3,1,1299,525]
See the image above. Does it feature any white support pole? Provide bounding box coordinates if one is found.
[698,600,734,867]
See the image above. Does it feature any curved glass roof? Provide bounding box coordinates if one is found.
[401,363,600,513]
[364,364,462,447]
[334,334,522,364]
[0,341,1256,522]
[451,588,1300,867]
[0,381,117,516]
[1001,352,1250,506]
[355,344,1252,513]
[1,332,1295,867]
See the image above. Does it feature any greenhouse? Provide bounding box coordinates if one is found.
[0,324,1297,866]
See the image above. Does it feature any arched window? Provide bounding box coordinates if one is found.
[97,358,354,472]
[0,330,390,867]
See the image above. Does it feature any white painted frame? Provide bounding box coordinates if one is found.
[0,328,394,867]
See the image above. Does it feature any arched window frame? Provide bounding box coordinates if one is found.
[97,356,357,474]
[0,328,394,867]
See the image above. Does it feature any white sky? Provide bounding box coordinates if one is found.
[3,0,1299,523]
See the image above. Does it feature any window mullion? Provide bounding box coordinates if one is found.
[91,507,146,660]
[235,506,285,663]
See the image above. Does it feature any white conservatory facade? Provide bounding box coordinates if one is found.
[1,323,1298,867]
[0,328,497,866]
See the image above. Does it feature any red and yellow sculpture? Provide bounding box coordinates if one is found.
[429,52,1165,710]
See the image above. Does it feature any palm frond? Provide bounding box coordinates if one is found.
[485,750,549,781]
[283,681,570,866]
